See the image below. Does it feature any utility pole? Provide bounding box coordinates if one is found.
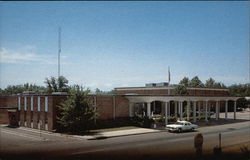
[58,27,61,79]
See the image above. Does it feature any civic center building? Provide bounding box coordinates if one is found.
[0,82,240,131]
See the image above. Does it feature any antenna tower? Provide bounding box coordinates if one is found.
[58,27,61,79]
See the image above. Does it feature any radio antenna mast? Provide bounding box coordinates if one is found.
[58,27,61,79]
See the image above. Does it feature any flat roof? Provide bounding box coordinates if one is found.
[115,86,229,91]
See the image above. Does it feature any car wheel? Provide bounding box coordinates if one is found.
[191,128,194,131]
[178,128,182,133]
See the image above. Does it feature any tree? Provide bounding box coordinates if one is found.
[95,88,117,95]
[189,76,204,87]
[205,78,216,88]
[45,76,69,93]
[174,85,189,95]
[0,83,46,95]
[229,84,250,96]
[179,77,189,87]
[95,88,104,95]
[56,85,96,133]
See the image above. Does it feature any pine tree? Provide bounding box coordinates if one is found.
[56,85,96,133]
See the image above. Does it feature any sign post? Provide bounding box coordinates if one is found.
[194,133,203,157]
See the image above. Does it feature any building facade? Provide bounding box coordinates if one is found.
[0,83,240,131]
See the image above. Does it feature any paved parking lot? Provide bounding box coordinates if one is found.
[0,111,249,160]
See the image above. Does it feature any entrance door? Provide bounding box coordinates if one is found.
[8,111,19,127]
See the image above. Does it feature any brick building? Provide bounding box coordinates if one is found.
[0,83,240,131]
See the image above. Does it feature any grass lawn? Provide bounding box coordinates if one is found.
[89,126,140,133]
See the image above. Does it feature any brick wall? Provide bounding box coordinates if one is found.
[0,96,17,124]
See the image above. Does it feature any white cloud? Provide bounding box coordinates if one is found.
[0,47,58,64]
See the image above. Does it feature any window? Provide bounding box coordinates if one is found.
[18,97,21,110]
[37,97,40,111]
[24,97,27,111]
[31,96,34,111]
[45,96,48,112]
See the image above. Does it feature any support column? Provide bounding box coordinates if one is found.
[234,100,237,120]
[161,102,164,118]
[129,102,134,117]
[174,101,178,118]
[193,101,197,123]
[178,101,181,117]
[198,101,201,120]
[218,101,220,119]
[168,102,171,117]
[187,101,190,121]
[205,100,208,122]
[180,101,183,120]
[147,102,151,118]
[208,103,211,115]
[225,100,228,120]
[165,101,169,125]
[216,101,219,120]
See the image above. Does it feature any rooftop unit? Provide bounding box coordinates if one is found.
[145,82,169,87]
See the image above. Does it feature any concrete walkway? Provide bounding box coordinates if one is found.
[74,128,162,140]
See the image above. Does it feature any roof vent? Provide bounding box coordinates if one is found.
[145,83,156,87]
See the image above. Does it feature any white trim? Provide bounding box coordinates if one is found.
[31,96,34,111]
[45,96,48,112]
[24,97,27,111]
[37,96,40,112]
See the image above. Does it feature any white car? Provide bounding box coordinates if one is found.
[166,121,198,132]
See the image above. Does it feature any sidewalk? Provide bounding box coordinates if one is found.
[73,128,163,140]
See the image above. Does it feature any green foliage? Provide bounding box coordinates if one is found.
[95,88,117,95]
[0,83,46,95]
[45,76,69,93]
[205,78,216,88]
[205,78,227,88]
[237,98,249,109]
[131,116,155,128]
[179,77,189,87]
[189,76,204,87]
[174,85,189,95]
[228,83,250,96]
[56,85,96,133]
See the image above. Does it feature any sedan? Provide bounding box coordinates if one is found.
[166,121,198,133]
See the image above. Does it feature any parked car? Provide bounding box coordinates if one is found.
[166,121,198,133]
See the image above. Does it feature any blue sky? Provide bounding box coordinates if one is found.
[0,1,249,91]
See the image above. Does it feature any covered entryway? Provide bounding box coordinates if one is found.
[127,95,240,125]
[0,107,19,127]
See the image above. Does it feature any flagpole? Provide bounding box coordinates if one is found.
[168,66,171,84]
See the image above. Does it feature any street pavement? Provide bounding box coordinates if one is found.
[0,111,249,160]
